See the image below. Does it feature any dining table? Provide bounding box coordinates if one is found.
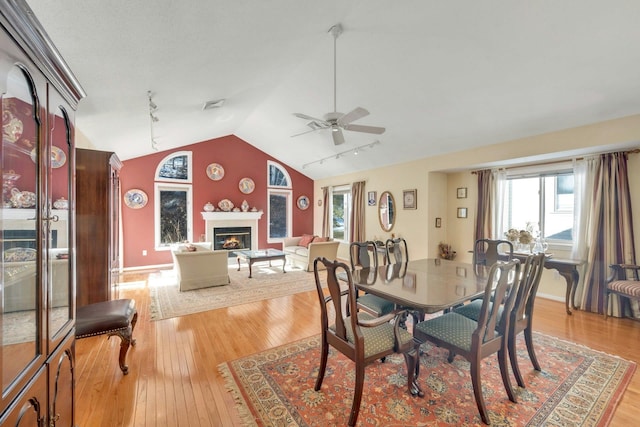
[348,258,493,314]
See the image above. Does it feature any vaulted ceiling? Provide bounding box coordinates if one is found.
[27,0,640,179]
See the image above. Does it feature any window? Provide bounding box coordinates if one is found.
[501,170,574,243]
[154,151,193,249]
[155,183,193,248]
[155,151,192,182]
[330,185,351,242]
[267,161,292,242]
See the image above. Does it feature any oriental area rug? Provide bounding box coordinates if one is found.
[149,263,316,320]
[219,332,635,427]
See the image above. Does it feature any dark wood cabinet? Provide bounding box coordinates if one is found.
[1,1,85,425]
[76,148,122,307]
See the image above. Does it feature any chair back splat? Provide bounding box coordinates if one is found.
[313,257,423,426]
[385,237,408,264]
[473,239,513,267]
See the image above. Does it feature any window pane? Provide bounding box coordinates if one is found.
[159,155,188,180]
[269,163,289,187]
[332,193,345,240]
[503,177,540,233]
[160,190,187,245]
[269,193,288,238]
[545,176,573,240]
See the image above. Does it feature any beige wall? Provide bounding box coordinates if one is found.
[314,114,640,301]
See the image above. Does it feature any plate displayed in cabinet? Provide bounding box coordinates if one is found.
[124,188,148,209]
[238,177,255,194]
[206,163,225,181]
[30,146,67,168]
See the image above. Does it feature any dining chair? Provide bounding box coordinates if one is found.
[313,257,423,427]
[349,241,395,317]
[385,237,408,264]
[604,263,640,319]
[413,259,521,425]
[454,253,545,388]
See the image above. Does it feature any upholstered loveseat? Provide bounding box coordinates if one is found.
[282,235,340,271]
[171,242,230,291]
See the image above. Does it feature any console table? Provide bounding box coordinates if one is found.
[512,253,583,315]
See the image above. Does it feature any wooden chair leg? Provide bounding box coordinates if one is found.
[524,327,541,371]
[402,342,424,397]
[470,360,490,425]
[314,338,329,391]
[604,291,610,320]
[508,333,525,388]
[499,348,517,403]
[349,363,365,427]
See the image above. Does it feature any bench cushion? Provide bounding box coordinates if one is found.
[76,299,136,338]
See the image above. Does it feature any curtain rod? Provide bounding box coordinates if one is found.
[470,148,640,174]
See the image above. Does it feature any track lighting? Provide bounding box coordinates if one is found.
[148,90,159,151]
[301,140,380,169]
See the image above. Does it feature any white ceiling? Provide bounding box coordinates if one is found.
[27,0,640,179]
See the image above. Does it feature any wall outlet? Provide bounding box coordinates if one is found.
[142,250,147,256]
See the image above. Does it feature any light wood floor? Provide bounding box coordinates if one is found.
[74,269,640,426]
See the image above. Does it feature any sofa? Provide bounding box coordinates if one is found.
[171,242,230,291]
[282,235,340,271]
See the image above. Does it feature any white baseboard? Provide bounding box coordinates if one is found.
[536,292,565,303]
[121,263,172,272]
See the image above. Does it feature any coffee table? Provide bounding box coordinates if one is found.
[234,249,286,278]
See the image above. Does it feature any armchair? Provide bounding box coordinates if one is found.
[604,263,640,319]
[171,245,229,291]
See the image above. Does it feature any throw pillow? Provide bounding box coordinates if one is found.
[299,234,316,248]
[312,236,329,243]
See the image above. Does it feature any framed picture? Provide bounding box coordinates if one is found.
[403,189,417,209]
[368,191,377,206]
[457,187,467,199]
[435,217,442,228]
[457,207,468,218]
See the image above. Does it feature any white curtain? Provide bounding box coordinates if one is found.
[571,157,597,261]
[491,169,507,239]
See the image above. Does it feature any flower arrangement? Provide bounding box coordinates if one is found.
[505,222,535,246]
[439,242,456,260]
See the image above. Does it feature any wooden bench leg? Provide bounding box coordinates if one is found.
[107,310,138,375]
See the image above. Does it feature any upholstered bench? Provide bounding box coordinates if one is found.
[76,299,138,374]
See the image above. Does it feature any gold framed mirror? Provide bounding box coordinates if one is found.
[378,191,395,232]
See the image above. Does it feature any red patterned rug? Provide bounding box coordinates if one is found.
[219,332,635,426]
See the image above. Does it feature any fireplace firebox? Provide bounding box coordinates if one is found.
[213,226,251,255]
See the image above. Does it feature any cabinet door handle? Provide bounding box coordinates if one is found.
[44,215,59,222]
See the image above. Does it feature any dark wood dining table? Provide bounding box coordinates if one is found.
[349,258,492,314]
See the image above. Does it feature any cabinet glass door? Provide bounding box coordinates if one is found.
[47,95,73,341]
[1,66,41,392]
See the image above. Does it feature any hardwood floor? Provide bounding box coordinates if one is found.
[75,269,640,426]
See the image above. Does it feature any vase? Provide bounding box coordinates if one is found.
[241,200,249,212]
[203,202,215,212]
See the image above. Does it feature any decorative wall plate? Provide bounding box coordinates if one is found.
[218,199,234,212]
[297,195,309,210]
[238,177,255,194]
[206,163,225,181]
[124,188,148,209]
[30,146,67,168]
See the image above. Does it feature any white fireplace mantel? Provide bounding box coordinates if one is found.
[201,211,263,250]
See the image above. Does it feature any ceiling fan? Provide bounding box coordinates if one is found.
[292,23,385,146]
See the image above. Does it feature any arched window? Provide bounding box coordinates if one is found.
[155,152,193,248]
[267,161,292,242]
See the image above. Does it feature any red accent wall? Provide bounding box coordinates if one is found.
[120,135,314,268]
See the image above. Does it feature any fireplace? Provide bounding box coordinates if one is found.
[201,211,263,253]
[213,226,251,255]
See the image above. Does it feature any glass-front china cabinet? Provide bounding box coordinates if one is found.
[1,1,85,425]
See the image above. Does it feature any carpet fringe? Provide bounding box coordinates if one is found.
[218,363,258,427]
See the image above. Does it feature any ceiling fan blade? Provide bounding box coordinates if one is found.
[290,128,319,138]
[337,107,369,126]
[293,112,327,123]
[342,123,386,134]
[332,127,345,145]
